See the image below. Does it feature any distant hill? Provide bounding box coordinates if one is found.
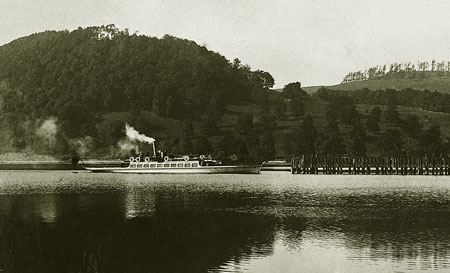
[304,71,450,94]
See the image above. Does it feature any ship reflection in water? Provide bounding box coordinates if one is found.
[1,172,450,272]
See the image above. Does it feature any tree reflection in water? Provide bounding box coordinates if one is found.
[0,191,281,273]
[2,174,450,272]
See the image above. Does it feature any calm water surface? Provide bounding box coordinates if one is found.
[1,171,450,272]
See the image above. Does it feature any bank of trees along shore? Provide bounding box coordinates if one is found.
[121,84,450,161]
[2,25,450,161]
[311,88,449,157]
[168,85,450,160]
[342,60,450,83]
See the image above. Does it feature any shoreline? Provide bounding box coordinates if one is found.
[0,160,123,170]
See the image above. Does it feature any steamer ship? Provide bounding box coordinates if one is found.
[84,142,262,174]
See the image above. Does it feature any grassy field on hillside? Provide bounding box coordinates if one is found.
[356,104,450,138]
[303,75,450,94]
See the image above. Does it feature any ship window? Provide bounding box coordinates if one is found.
[157,164,163,168]
[177,163,184,167]
[192,163,198,167]
[170,163,176,167]
[150,164,156,168]
[185,163,191,167]
[164,163,169,167]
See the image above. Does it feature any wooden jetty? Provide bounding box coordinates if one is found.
[291,155,450,175]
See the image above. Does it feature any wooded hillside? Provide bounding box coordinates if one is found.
[2,26,450,161]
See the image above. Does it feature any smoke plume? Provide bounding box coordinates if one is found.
[71,136,95,155]
[118,139,139,154]
[36,117,58,148]
[117,124,155,154]
[125,124,155,144]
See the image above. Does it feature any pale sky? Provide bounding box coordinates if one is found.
[1,0,450,87]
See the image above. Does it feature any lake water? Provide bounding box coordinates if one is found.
[1,171,450,272]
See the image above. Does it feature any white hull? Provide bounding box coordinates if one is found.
[261,166,291,171]
[85,165,261,174]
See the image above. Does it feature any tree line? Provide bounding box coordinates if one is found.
[342,60,450,83]
[298,88,449,157]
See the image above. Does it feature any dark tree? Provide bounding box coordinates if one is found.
[235,113,254,135]
[166,95,183,119]
[214,134,239,159]
[383,91,401,124]
[97,119,125,147]
[325,111,340,134]
[193,136,212,155]
[200,116,220,137]
[402,115,423,138]
[318,113,345,155]
[288,97,305,118]
[135,112,156,136]
[281,82,307,99]
[325,95,360,126]
[256,113,277,132]
[251,70,275,90]
[383,103,401,124]
[417,125,442,155]
[259,131,276,160]
[58,103,99,138]
[378,129,404,156]
[152,86,168,117]
[292,115,318,155]
[346,121,366,156]
[322,135,346,156]
[271,96,287,120]
[179,118,195,154]
[242,131,260,162]
[252,88,271,112]
[181,118,195,139]
[207,92,225,119]
[129,109,141,126]
[365,107,382,132]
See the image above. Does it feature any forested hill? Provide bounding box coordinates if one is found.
[0,25,273,119]
[0,25,281,160]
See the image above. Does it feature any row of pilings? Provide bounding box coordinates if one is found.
[291,155,450,175]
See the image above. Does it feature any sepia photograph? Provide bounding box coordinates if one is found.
[1,0,450,272]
